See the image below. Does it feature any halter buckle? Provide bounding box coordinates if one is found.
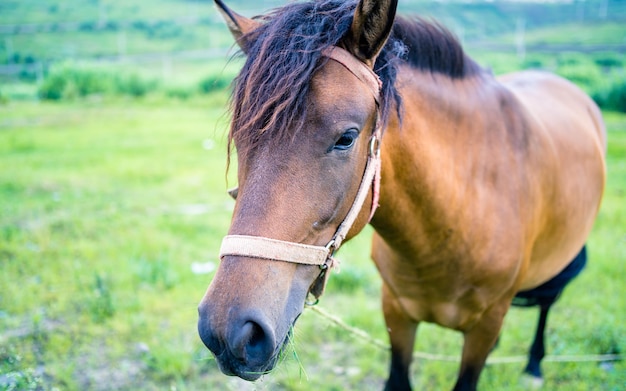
[369,135,380,157]
[321,239,337,270]
[325,239,336,253]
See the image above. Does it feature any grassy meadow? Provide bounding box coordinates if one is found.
[0,93,625,390]
[1,0,626,390]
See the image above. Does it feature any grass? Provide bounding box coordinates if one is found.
[0,95,235,389]
[0,96,625,390]
[1,1,625,388]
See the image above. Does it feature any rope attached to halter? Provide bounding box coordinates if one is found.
[307,305,624,365]
[219,46,383,300]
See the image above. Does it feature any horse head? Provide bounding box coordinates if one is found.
[198,0,397,380]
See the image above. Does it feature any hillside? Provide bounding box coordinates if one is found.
[1,0,625,110]
[1,0,625,66]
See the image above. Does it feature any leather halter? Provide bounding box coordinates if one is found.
[219,46,383,300]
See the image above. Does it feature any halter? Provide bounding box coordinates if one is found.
[219,46,383,301]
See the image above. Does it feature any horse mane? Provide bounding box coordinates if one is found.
[391,16,483,79]
[228,0,483,158]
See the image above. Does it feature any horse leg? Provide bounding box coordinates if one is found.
[382,283,418,391]
[453,302,509,391]
[524,298,556,380]
[517,245,586,382]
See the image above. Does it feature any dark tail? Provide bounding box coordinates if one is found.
[512,245,587,307]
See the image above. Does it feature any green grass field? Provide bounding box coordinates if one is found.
[1,1,624,389]
[0,94,624,390]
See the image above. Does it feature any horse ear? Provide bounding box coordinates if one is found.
[344,0,398,66]
[214,0,261,53]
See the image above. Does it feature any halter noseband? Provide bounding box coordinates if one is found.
[219,46,383,300]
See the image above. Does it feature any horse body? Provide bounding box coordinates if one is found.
[370,65,605,388]
[199,1,606,389]
[373,67,605,327]
[499,71,606,287]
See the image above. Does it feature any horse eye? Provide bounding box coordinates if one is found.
[333,131,358,151]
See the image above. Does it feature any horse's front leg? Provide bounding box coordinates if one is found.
[453,301,510,391]
[382,283,418,391]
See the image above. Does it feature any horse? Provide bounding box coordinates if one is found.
[197,0,606,389]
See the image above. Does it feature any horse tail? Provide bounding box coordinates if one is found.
[512,245,587,307]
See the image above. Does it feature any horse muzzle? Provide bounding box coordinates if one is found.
[197,252,319,380]
[198,304,284,380]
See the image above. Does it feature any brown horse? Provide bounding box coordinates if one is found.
[198,0,606,389]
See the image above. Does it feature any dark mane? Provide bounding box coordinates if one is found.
[391,16,482,79]
[229,0,483,157]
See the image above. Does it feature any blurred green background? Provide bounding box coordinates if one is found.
[1,1,624,390]
[1,0,626,107]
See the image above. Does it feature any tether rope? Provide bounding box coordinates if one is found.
[306,305,622,364]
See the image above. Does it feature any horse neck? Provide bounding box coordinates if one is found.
[371,67,504,243]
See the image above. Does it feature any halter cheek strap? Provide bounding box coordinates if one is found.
[322,46,382,223]
[219,46,382,300]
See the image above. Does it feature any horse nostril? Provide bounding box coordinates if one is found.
[198,303,278,374]
[245,321,264,348]
[233,318,276,366]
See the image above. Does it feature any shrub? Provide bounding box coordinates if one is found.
[147,21,182,39]
[609,81,626,112]
[38,66,110,100]
[114,73,157,97]
[594,54,624,69]
[38,64,158,100]
[131,20,149,31]
[593,77,626,113]
[166,87,193,100]
[556,52,591,67]
[79,21,96,32]
[198,74,231,94]
[104,21,119,31]
[522,58,545,69]
[556,63,604,94]
[38,70,67,100]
